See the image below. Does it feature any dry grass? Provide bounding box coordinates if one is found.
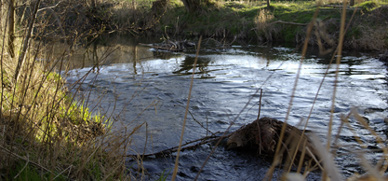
[347,25,387,51]
[0,40,135,180]
[254,9,276,42]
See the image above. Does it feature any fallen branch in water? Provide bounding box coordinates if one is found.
[125,131,226,158]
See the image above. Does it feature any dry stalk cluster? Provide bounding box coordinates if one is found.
[254,9,277,42]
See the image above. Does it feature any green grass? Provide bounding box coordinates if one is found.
[7,162,67,181]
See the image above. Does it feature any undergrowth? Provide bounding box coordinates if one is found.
[0,40,132,180]
[156,0,388,51]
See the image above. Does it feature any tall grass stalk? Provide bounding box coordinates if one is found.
[327,0,348,157]
[265,3,321,180]
[172,36,202,181]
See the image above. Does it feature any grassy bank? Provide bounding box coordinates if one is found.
[0,1,137,179]
[156,0,388,51]
[0,38,134,179]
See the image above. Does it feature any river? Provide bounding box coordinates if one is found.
[62,38,388,180]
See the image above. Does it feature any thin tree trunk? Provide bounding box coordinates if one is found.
[0,0,3,32]
[350,0,354,6]
[7,0,15,58]
[14,0,41,82]
[267,0,270,9]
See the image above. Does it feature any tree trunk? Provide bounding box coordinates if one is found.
[349,0,355,6]
[181,0,200,13]
[8,0,15,58]
[267,0,270,9]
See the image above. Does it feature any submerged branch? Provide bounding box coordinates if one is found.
[125,133,224,158]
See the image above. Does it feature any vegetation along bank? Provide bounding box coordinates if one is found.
[22,0,388,52]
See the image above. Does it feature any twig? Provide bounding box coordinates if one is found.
[53,165,73,180]
[257,89,263,120]
[37,0,63,12]
[14,153,29,179]
[187,108,215,135]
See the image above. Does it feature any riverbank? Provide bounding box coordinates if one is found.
[0,2,133,177]
[158,0,388,52]
[28,0,388,52]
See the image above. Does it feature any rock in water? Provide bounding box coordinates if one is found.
[227,117,320,169]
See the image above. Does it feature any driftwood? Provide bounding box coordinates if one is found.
[139,40,195,52]
[227,117,321,169]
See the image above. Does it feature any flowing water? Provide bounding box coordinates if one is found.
[62,40,388,180]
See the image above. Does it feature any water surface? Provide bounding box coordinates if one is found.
[64,42,388,180]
